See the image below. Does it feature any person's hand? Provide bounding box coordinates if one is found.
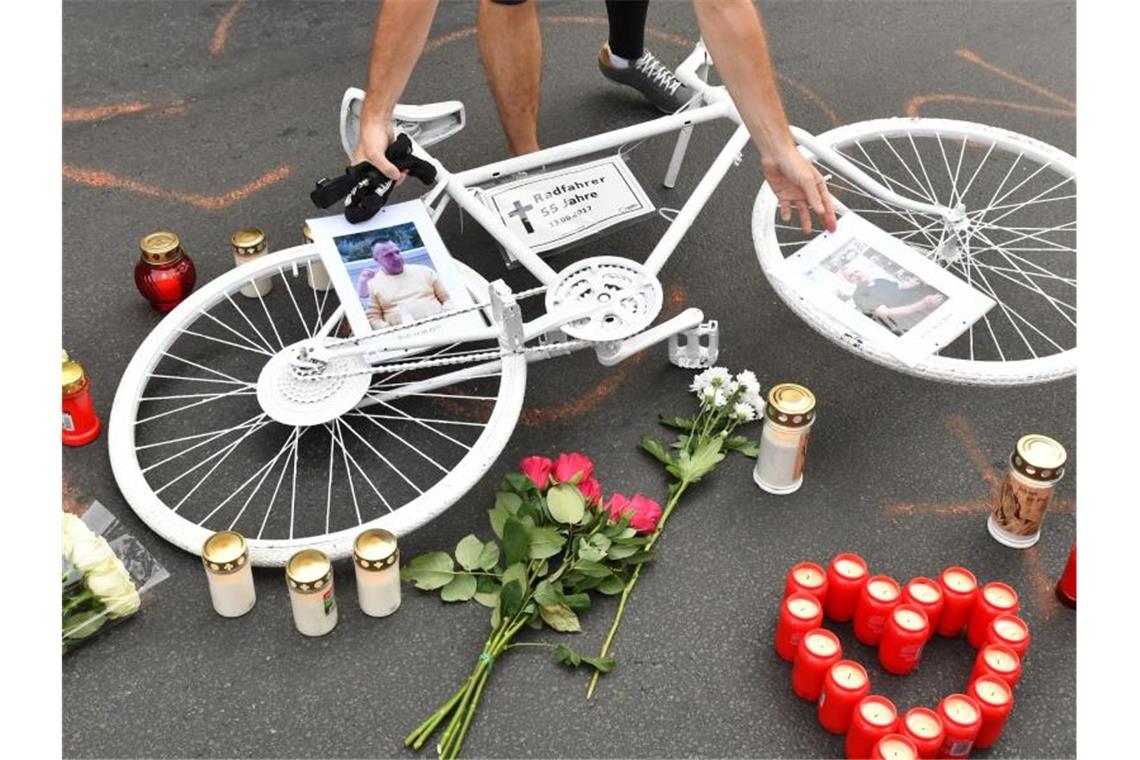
[353,107,405,183]
[761,145,838,235]
[921,294,947,310]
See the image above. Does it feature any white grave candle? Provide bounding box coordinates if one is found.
[754,383,816,495]
[201,531,256,618]
[286,549,338,637]
[354,528,402,617]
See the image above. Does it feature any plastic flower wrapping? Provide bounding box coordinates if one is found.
[62,481,170,655]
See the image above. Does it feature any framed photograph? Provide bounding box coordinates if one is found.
[777,213,995,366]
[306,200,486,351]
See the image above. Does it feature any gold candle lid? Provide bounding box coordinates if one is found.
[231,227,267,256]
[286,549,333,592]
[139,231,184,265]
[983,645,1019,673]
[793,563,825,589]
[354,528,399,571]
[905,708,942,738]
[859,696,897,726]
[893,606,928,632]
[804,631,839,657]
[972,677,1012,706]
[983,583,1018,610]
[941,695,980,726]
[877,737,916,760]
[302,223,313,244]
[765,383,816,427]
[62,349,86,395]
[941,567,977,594]
[906,578,942,604]
[992,615,1028,641]
[830,661,868,690]
[1011,434,1066,481]
[833,556,867,579]
[867,577,900,602]
[786,595,820,620]
[202,531,249,574]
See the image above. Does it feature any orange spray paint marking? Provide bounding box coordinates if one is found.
[946,415,999,491]
[63,101,182,123]
[211,0,247,57]
[1025,546,1059,621]
[62,164,292,209]
[905,94,1074,120]
[955,49,1075,109]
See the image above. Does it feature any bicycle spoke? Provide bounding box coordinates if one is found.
[253,284,287,351]
[277,266,313,340]
[327,419,393,515]
[140,412,265,472]
[255,436,295,539]
[337,412,425,497]
[136,383,256,424]
[148,372,248,386]
[161,351,253,387]
[136,415,264,451]
[162,417,269,504]
[197,426,301,527]
[332,420,364,527]
[196,308,275,356]
[363,398,476,450]
[223,293,277,354]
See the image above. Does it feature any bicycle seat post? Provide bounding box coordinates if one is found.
[489,281,525,352]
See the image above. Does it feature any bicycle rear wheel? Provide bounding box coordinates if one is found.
[109,245,526,566]
[753,118,1076,385]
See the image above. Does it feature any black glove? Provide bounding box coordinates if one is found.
[310,133,438,223]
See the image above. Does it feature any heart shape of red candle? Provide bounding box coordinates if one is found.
[778,558,1027,759]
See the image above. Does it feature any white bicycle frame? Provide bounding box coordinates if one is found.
[309,40,962,390]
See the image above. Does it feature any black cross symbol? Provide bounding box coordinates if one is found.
[508,199,535,234]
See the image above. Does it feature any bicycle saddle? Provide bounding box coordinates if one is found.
[310,133,437,223]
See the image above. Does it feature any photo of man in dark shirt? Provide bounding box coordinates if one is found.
[843,267,946,336]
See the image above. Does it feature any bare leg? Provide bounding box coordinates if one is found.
[477,0,541,155]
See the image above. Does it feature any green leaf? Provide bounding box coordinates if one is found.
[528,526,565,560]
[658,414,697,431]
[477,541,501,570]
[440,572,477,602]
[582,655,615,673]
[724,435,761,458]
[401,552,455,590]
[573,559,612,578]
[501,561,527,589]
[495,491,523,514]
[473,576,500,608]
[62,610,106,639]
[597,575,626,595]
[454,534,484,571]
[640,435,674,466]
[474,591,499,608]
[502,517,530,566]
[488,507,509,539]
[539,603,581,632]
[577,536,607,562]
[561,592,591,611]
[503,472,538,495]
[499,579,524,618]
[606,543,639,560]
[546,483,586,525]
[671,438,726,483]
[554,643,581,667]
[533,579,561,608]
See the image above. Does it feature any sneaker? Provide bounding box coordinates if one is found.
[597,43,694,113]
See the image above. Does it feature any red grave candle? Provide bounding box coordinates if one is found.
[984,613,1031,658]
[970,644,1022,689]
[871,734,920,760]
[854,575,901,646]
[966,582,1020,648]
[818,660,871,735]
[826,553,869,622]
[135,231,197,313]
[936,694,982,758]
[62,350,101,447]
[902,577,944,637]
[846,695,899,760]
[968,676,1014,749]
[792,628,843,701]
[1055,543,1076,608]
[936,567,979,638]
[901,707,945,759]
[786,561,829,606]
[775,593,824,662]
[878,604,930,675]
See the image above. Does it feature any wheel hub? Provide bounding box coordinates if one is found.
[256,338,372,426]
[545,256,663,341]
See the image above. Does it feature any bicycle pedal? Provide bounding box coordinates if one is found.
[668,320,719,368]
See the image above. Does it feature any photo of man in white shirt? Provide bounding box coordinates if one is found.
[356,240,454,329]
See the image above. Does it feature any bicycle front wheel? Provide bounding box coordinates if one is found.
[109,245,526,566]
[753,118,1076,385]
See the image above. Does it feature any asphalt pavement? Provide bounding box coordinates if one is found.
[62,2,1076,757]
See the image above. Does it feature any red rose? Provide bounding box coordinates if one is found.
[577,477,602,507]
[552,452,594,485]
[518,456,553,490]
[605,492,661,534]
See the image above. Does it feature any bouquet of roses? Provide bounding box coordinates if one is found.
[401,452,660,759]
[62,496,169,655]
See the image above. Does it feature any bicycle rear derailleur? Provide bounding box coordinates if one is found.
[310,133,437,223]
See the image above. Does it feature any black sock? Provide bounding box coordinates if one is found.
[605,0,650,61]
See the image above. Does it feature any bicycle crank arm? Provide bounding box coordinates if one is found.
[594,308,705,367]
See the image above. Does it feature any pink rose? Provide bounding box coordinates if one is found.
[604,492,661,534]
[518,456,553,490]
[577,477,602,507]
[552,452,594,485]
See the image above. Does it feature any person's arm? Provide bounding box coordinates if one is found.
[692,1,837,234]
[353,0,441,179]
[430,273,452,308]
[873,294,945,320]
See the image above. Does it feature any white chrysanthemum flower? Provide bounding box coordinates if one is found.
[713,390,728,408]
[689,368,713,395]
[733,402,757,422]
[705,367,731,388]
[735,370,760,396]
[724,380,740,397]
[744,389,765,416]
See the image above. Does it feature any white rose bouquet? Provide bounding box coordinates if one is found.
[62,498,169,655]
